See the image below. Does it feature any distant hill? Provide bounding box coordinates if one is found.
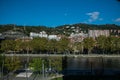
[55,23,120,36]
[0,23,120,36]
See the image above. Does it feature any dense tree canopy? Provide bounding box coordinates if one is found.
[0,36,120,55]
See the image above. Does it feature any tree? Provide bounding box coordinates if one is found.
[4,56,21,72]
[1,40,16,53]
[29,58,49,75]
[116,37,120,54]
[29,58,43,74]
[56,37,70,54]
[46,39,57,54]
[50,57,62,72]
[0,54,3,68]
[106,36,118,54]
[83,37,96,54]
[76,42,84,54]
[38,38,48,52]
[31,38,48,54]
[20,40,33,71]
[14,40,23,53]
[96,35,107,54]
[21,41,32,53]
[31,38,41,53]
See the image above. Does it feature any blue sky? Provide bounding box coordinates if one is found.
[0,0,120,27]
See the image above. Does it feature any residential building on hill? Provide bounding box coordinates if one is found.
[30,31,48,38]
[69,32,88,43]
[30,31,61,40]
[88,30,110,38]
[48,35,61,40]
[2,30,28,40]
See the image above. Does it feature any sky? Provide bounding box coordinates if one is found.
[0,0,120,27]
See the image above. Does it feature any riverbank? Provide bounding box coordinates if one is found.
[3,54,120,57]
[50,74,63,80]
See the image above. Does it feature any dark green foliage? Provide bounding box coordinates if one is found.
[83,37,96,54]
[0,54,3,68]
[4,56,21,72]
[29,57,62,74]
[50,57,62,71]
[0,36,120,55]
[0,24,14,33]
[29,58,43,72]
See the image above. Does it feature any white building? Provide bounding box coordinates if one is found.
[48,35,61,41]
[30,32,39,37]
[30,31,48,38]
[39,31,48,38]
[30,31,61,40]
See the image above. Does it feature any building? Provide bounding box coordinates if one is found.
[30,31,61,40]
[30,31,48,38]
[48,35,61,40]
[88,30,110,39]
[110,29,120,37]
[0,33,5,43]
[2,30,28,40]
[69,32,88,43]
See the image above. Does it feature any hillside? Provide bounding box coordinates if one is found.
[0,23,120,36]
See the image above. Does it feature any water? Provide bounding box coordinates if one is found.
[62,57,120,80]
[6,56,120,80]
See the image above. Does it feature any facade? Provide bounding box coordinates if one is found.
[88,30,110,38]
[69,32,88,43]
[30,31,48,38]
[2,30,28,40]
[48,35,61,40]
[30,31,61,40]
[110,29,120,37]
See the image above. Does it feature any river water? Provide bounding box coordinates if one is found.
[16,56,120,80]
[62,56,120,80]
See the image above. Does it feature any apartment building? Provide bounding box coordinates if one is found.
[88,30,110,38]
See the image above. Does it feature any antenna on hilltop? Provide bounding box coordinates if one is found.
[24,24,26,31]
[23,24,27,35]
[13,24,16,31]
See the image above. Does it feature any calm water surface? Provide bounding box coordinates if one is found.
[18,56,120,80]
[62,57,120,80]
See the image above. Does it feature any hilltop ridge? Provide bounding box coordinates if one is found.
[0,23,120,36]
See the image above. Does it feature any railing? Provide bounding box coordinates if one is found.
[2,54,120,57]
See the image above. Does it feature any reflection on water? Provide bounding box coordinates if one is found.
[18,56,120,80]
[62,57,120,80]
[66,57,120,70]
